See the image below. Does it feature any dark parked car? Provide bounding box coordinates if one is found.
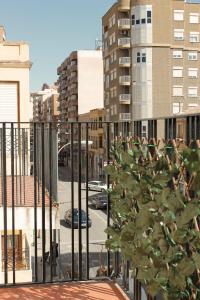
[89,192,108,209]
[64,208,92,228]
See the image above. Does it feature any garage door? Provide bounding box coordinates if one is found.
[0,83,18,122]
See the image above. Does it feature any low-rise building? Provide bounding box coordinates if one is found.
[0,26,32,122]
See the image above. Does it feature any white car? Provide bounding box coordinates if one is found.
[84,181,107,192]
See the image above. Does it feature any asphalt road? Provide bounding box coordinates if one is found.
[57,166,109,278]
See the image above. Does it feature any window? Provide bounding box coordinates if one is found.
[173,85,183,96]
[190,32,199,43]
[113,50,117,61]
[141,18,146,24]
[190,13,199,24]
[188,68,198,78]
[174,29,184,41]
[136,19,140,25]
[110,71,113,81]
[142,53,146,62]
[113,68,117,79]
[173,50,183,59]
[188,87,198,97]
[173,66,183,77]
[188,52,198,60]
[174,10,184,21]
[132,14,135,25]
[173,102,183,114]
[137,52,140,63]
[147,11,152,23]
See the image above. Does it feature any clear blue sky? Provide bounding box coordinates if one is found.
[0,0,115,92]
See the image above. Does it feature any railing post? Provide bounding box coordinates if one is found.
[33,122,38,282]
[106,123,111,276]
[71,123,75,280]
[2,123,8,285]
[41,122,46,282]
[11,123,15,284]
[78,122,82,280]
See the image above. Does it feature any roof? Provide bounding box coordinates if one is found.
[0,176,51,207]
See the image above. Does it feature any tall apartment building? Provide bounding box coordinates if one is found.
[103,0,131,136]
[0,26,32,122]
[57,50,103,145]
[103,0,200,135]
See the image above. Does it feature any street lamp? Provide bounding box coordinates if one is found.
[58,140,93,155]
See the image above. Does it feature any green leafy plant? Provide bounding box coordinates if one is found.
[105,139,200,300]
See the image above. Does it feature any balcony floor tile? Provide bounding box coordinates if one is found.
[0,281,129,300]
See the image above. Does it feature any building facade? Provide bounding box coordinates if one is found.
[103,0,200,136]
[31,85,59,122]
[0,26,32,122]
[57,50,103,146]
[79,108,105,179]
[103,0,131,136]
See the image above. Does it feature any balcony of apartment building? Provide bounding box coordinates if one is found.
[69,83,78,96]
[119,112,131,121]
[118,18,130,30]
[119,56,131,67]
[2,114,200,299]
[117,0,130,11]
[118,36,130,48]
[119,93,131,104]
[119,75,131,85]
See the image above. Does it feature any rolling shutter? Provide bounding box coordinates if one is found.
[0,83,18,122]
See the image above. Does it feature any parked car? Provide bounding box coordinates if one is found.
[64,208,92,228]
[84,180,107,192]
[89,192,108,209]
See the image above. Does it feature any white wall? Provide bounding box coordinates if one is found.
[0,68,31,122]
[78,50,103,114]
[0,207,60,230]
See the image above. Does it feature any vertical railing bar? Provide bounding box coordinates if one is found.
[49,123,53,282]
[106,123,111,276]
[41,122,46,282]
[71,123,75,280]
[15,128,18,205]
[19,127,22,206]
[23,128,26,204]
[78,122,82,280]
[11,123,15,284]
[194,116,197,140]
[2,123,8,284]
[86,122,89,280]
[33,123,38,282]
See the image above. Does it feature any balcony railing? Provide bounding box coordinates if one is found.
[118,18,130,29]
[118,37,130,48]
[0,117,200,298]
[119,113,131,120]
[119,94,131,104]
[119,56,131,66]
[119,75,131,85]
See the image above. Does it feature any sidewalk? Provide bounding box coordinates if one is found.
[0,281,129,300]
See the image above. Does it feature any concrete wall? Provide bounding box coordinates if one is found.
[78,50,104,114]
[0,39,31,122]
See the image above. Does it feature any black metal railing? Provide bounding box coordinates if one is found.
[0,115,199,299]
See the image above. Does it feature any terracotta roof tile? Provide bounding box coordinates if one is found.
[0,176,50,207]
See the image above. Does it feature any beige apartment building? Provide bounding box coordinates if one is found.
[103,0,200,135]
[31,84,59,122]
[79,108,105,178]
[0,26,32,122]
[57,50,103,145]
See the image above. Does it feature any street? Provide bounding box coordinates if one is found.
[57,166,109,279]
